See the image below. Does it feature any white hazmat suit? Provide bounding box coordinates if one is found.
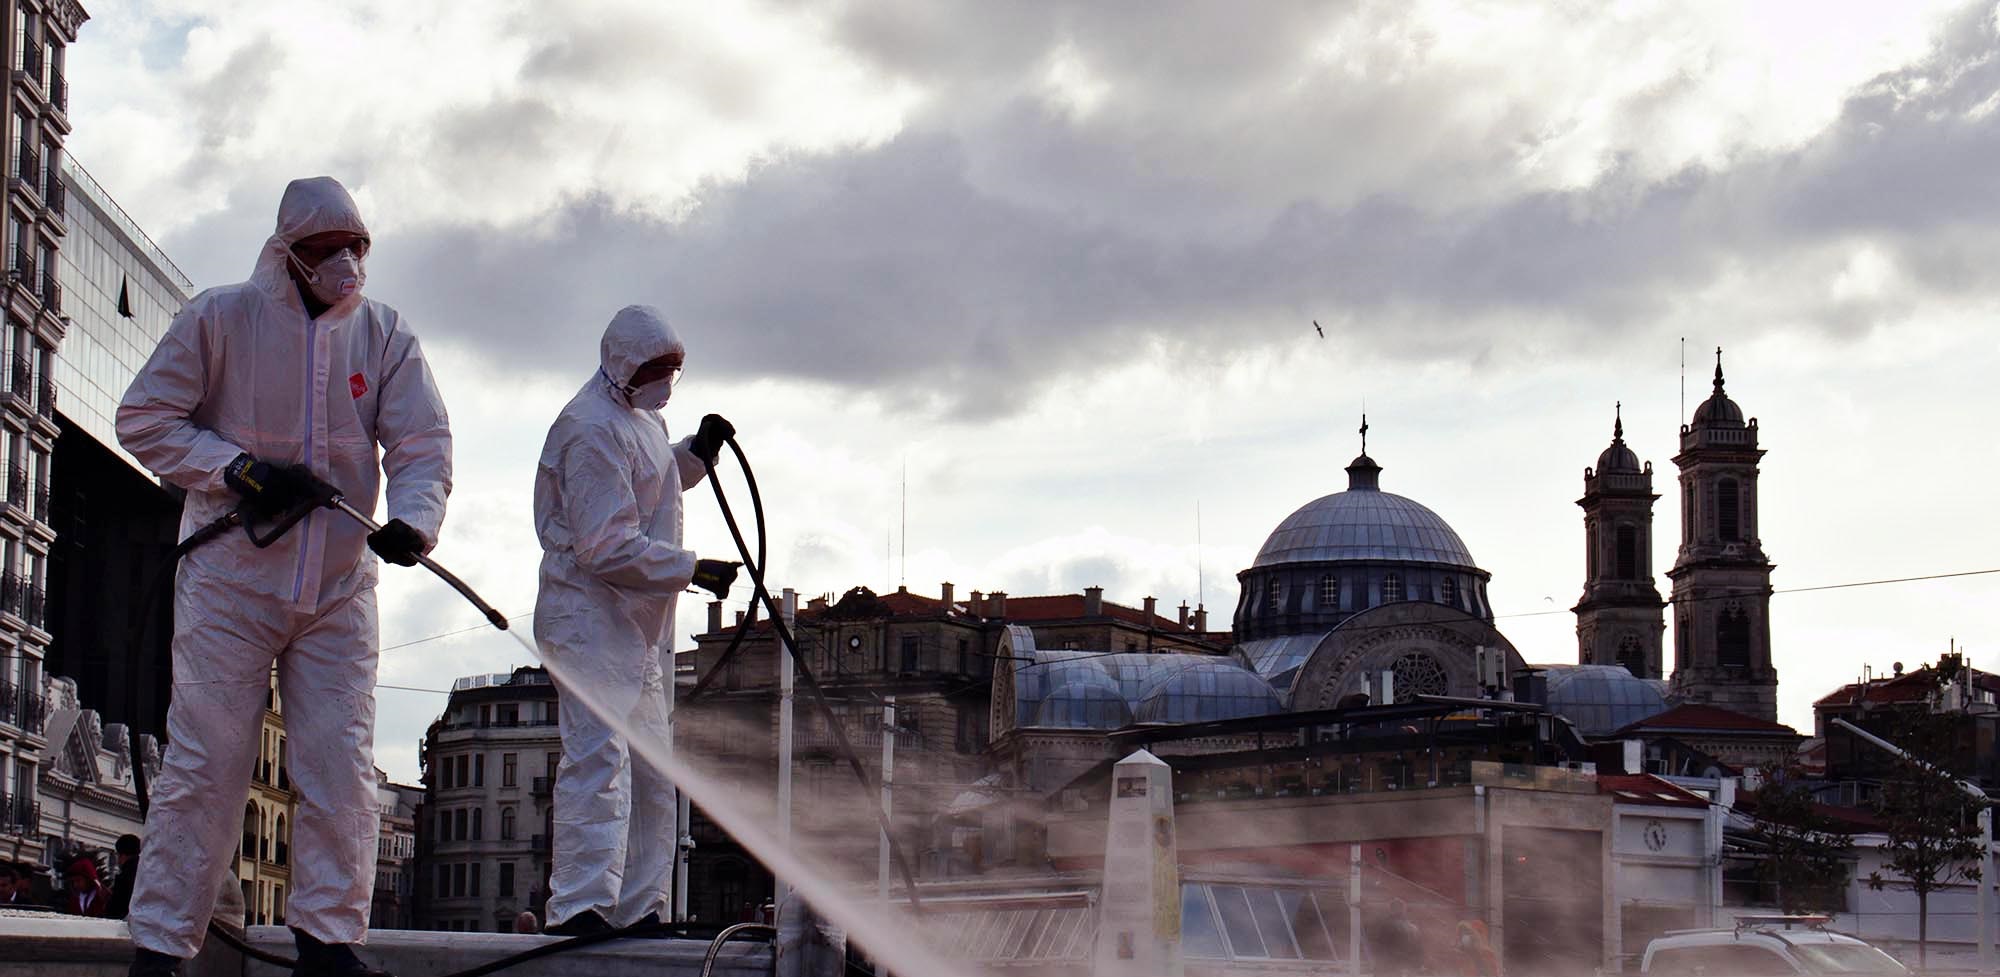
[534,305,707,928]
[117,177,451,958]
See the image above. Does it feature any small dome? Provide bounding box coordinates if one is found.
[1540,664,1668,735]
[1133,661,1282,724]
[1596,441,1641,473]
[1690,349,1745,427]
[1033,668,1134,730]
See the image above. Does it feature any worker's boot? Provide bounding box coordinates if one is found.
[128,947,184,977]
[291,928,394,977]
[544,908,614,937]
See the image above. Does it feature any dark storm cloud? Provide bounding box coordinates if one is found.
[144,1,2000,416]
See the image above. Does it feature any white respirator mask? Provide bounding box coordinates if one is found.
[290,248,366,304]
[626,377,674,411]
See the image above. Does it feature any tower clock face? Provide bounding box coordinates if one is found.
[1644,819,1669,852]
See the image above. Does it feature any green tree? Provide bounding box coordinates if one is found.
[1864,669,1987,969]
[1750,766,1854,914]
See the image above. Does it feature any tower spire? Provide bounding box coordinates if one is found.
[1359,412,1368,455]
[1713,346,1725,392]
[1613,401,1623,442]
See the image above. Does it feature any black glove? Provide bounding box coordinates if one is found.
[223,454,338,517]
[689,414,735,467]
[691,559,741,599]
[367,518,428,567]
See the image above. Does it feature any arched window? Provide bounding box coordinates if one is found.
[242,803,258,858]
[1616,634,1645,677]
[1718,604,1751,667]
[1716,478,1741,542]
[274,814,289,865]
[1615,525,1638,580]
[1382,573,1403,603]
[500,806,517,841]
[1441,577,1458,606]
[1319,575,1339,609]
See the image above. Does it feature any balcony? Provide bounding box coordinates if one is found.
[36,376,53,417]
[6,352,27,401]
[16,40,41,87]
[39,269,58,315]
[32,481,47,522]
[44,174,63,219]
[12,245,34,293]
[7,464,26,511]
[794,722,927,755]
[26,585,44,628]
[0,680,48,735]
[530,834,549,854]
[530,776,552,798]
[14,145,39,199]
[0,791,39,837]
[46,69,64,114]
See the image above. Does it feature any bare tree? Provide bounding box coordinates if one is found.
[1750,766,1854,914]
[1865,671,1985,969]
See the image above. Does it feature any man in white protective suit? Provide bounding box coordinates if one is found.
[117,177,451,977]
[534,304,737,936]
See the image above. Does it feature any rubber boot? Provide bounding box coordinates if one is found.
[128,947,185,977]
[290,928,394,977]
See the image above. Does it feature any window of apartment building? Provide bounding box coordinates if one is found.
[479,703,491,726]
[499,862,515,898]
[452,863,466,898]
[497,703,518,725]
[435,810,449,842]
[435,865,448,899]
[500,806,515,841]
[899,634,919,673]
[471,807,483,841]
[454,809,468,840]
[473,754,484,787]
[456,755,469,786]
[469,863,481,899]
[546,752,559,781]
[502,753,517,787]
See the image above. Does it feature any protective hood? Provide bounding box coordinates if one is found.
[252,176,370,300]
[598,305,684,398]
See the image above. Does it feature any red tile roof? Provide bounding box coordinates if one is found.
[1615,704,1800,736]
[999,594,1189,631]
[1599,773,1711,809]
[1813,665,2000,709]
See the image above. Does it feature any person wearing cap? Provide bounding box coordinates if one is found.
[63,854,112,917]
[116,176,452,977]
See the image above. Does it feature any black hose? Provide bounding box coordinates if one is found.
[685,436,768,703]
[696,436,927,913]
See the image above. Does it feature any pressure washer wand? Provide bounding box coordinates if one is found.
[327,497,511,631]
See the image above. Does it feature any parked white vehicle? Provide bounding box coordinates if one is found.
[1642,916,1909,976]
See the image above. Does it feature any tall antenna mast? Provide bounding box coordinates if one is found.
[900,458,907,588]
[1196,500,1205,610]
[1679,337,1686,422]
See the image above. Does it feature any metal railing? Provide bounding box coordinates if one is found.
[40,269,59,314]
[60,158,195,291]
[12,244,34,285]
[6,465,25,510]
[47,69,63,113]
[37,376,53,417]
[0,680,48,734]
[0,791,39,836]
[26,584,44,627]
[7,353,28,399]
[32,481,47,522]
[530,833,550,853]
[44,174,62,216]
[15,144,38,192]
[438,717,559,731]
[530,776,552,797]
[17,39,40,81]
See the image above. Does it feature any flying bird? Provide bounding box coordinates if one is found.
[1313,320,1324,338]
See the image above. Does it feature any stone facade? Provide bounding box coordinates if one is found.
[1574,408,1667,680]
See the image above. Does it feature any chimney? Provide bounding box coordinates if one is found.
[1177,601,1190,628]
[808,595,829,612]
[990,591,1007,617]
[734,611,746,626]
[1084,586,1104,617]
[1193,605,1208,632]
[707,600,723,634]
[1142,596,1157,623]
[941,581,954,608]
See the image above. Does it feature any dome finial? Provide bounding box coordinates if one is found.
[1713,346,1725,392]
[1613,401,1623,442]
[1359,412,1368,455]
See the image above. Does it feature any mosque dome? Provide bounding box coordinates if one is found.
[1132,660,1282,725]
[1032,668,1135,730]
[1252,454,1479,569]
[1539,664,1668,736]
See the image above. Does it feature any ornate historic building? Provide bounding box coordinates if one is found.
[1666,352,1778,722]
[1574,406,1667,679]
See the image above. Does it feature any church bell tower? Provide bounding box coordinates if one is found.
[1667,350,1778,722]
[1574,404,1666,678]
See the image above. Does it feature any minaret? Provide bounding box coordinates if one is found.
[1667,350,1778,721]
[1574,404,1666,678]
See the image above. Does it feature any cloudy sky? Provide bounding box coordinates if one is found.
[62,0,2000,783]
